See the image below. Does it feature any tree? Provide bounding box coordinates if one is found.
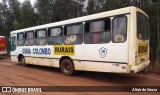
[0,0,13,36]
[35,0,54,24]
[7,0,21,30]
[20,0,37,28]
[87,0,131,15]
[8,0,21,22]
[35,0,84,24]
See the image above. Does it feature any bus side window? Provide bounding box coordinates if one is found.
[85,18,111,44]
[48,27,62,45]
[112,16,127,43]
[17,33,25,46]
[64,23,83,44]
[25,31,34,46]
[35,29,47,46]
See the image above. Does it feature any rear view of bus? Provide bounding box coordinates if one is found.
[0,36,7,56]
[129,7,150,73]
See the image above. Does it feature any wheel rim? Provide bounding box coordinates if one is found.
[63,62,70,73]
[21,57,25,64]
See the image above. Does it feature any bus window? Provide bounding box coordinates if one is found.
[64,23,83,44]
[48,27,62,45]
[17,33,25,46]
[25,31,34,46]
[137,12,149,40]
[10,36,16,51]
[85,18,111,44]
[35,29,47,46]
[112,16,127,43]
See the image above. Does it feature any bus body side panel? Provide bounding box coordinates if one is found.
[72,45,85,70]
[83,43,128,73]
[20,45,53,67]
[17,44,84,70]
[83,15,130,73]
[52,44,85,70]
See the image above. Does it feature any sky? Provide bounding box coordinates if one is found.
[19,0,35,5]
[0,0,89,7]
[0,0,36,5]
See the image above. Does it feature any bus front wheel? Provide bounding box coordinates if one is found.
[60,59,75,76]
[20,56,26,66]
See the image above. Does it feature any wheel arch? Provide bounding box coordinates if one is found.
[18,54,24,62]
[59,56,74,68]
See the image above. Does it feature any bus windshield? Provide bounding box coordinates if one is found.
[10,36,16,51]
[137,12,150,40]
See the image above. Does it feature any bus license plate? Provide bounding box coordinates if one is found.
[138,43,148,57]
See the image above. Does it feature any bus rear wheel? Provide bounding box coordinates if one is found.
[20,56,26,66]
[60,59,75,76]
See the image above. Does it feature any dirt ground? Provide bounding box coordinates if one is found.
[0,57,159,95]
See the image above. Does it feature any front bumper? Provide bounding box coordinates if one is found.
[11,55,19,62]
[130,60,150,73]
[0,51,7,55]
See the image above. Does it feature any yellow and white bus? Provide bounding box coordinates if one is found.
[10,6,150,76]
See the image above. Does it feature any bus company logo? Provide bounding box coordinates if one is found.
[99,47,107,58]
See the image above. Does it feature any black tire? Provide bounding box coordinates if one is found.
[142,68,149,74]
[20,56,26,66]
[60,59,75,76]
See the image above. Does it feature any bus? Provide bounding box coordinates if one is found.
[10,6,150,76]
[0,36,7,56]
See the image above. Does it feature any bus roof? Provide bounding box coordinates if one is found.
[10,6,147,34]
